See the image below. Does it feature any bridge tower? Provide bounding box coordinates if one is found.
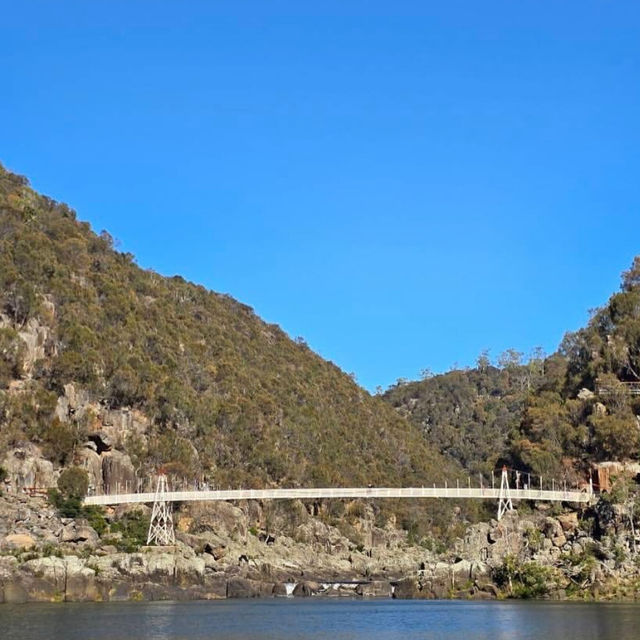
[497,466,514,521]
[147,474,175,545]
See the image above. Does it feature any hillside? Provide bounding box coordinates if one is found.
[0,163,461,512]
[383,259,640,482]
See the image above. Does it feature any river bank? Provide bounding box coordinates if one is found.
[2,490,640,604]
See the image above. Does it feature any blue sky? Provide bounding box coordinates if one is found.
[1,1,639,391]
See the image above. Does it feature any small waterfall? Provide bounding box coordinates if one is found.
[284,582,296,596]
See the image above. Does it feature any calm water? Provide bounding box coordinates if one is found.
[2,599,640,640]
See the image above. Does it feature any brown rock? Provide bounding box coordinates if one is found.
[3,533,36,550]
[393,577,421,599]
[3,581,28,604]
[293,581,319,597]
[557,512,579,532]
[226,577,264,598]
[60,522,99,545]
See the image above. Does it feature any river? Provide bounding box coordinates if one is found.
[2,599,640,640]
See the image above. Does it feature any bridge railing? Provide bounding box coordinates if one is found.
[84,485,592,506]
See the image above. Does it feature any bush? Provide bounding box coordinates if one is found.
[493,555,560,598]
[57,466,89,499]
[83,505,108,536]
[47,488,83,518]
[110,510,150,551]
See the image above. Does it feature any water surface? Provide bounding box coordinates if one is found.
[2,598,640,640]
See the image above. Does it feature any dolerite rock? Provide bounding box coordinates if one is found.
[2,533,36,550]
[60,521,99,545]
[77,448,104,494]
[542,517,567,548]
[1,444,56,492]
[226,577,271,598]
[175,554,205,587]
[202,572,227,599]
[2,581,28,604]
[557,512,579,533]
[188,502,248,541]
[292,580,320,597]
[63,556,100,602]
[140,553,175,585]
[392,577,421,599]
[451,559,473,582]
[101,450,136,494]
[355,580,392,597]
[474,578,499,598]
[17,317,51,374]
[21,557,66,595]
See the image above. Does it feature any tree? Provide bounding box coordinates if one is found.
[499,349,523,370]
[622,256,640,292]
[476,350,491,372]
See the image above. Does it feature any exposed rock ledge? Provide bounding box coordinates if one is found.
[0,549,500,604]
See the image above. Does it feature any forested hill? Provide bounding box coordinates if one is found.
[383,259,640,481]
[0,163,456,492]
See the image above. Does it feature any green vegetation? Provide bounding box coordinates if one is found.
[46,467,91,518]
[0,162,463,539]
[47,488,84,518]
[84,505,108,536]
[385,259,640,480]
[57,466,89,499]
[108,510,150,552]
[493,554,561,598]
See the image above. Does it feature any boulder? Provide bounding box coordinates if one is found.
[557,512,579,533]
[60,521,99,545]
[226,577,265,598]
[189,502,248,541]
[293,580,319,597]
[3,533,36,550]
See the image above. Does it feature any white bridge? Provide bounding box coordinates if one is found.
[83,469,595,546]
[85,485,591,507]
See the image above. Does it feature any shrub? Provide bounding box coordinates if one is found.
[57,466,89,499]
[110,510,150,551]
[493,554,560,598]
[47,488,83,518]
[83,505,108,536]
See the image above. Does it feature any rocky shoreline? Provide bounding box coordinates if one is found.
[3,489,640,604]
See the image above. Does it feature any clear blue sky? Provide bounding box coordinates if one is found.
[1,1,639,391]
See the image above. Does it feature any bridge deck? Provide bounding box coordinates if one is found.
[84,486,591,506]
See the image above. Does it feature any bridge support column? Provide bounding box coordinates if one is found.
[497,467,513,521]
[147,474,175,545]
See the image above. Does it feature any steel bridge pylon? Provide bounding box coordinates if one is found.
[497,466,514,521]
[146,474,175,545]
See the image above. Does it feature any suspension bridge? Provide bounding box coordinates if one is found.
[82,468,596,546]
